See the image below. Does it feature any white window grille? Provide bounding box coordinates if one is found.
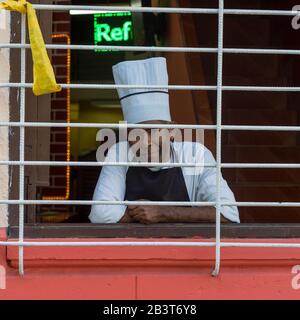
[0,1,300,276]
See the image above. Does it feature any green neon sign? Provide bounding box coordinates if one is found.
[94,12,134,52]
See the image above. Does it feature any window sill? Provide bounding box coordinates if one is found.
[8,223,300,239]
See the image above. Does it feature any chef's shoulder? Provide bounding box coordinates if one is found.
[103,141,130,163]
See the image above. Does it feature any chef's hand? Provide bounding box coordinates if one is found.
[127,200,163,224]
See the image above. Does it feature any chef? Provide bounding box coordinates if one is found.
[89,57,240,224]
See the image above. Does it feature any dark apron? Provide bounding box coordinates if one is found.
[125,145,190,202]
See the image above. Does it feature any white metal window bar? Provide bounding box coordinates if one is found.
[212,0,224,276]
[18,12,26,276]
[0,1,299,276]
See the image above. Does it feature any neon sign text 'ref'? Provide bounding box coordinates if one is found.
[94,12,134,51]
[95,21,133,42]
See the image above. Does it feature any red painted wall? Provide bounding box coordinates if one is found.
[1,228,300,300]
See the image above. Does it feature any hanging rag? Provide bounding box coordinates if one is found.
[0,0,62,96]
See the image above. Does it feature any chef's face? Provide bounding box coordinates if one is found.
[128,120,175,163]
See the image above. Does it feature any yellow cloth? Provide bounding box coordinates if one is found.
[0,0,62,96]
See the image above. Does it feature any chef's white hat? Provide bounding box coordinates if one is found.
[112,57,171,124]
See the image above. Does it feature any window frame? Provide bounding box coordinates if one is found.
[7,0,300,241]
[9,0,52,227]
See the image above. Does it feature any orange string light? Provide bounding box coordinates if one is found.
[43,34,71,201]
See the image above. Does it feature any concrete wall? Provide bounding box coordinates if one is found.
[0,10,10,228]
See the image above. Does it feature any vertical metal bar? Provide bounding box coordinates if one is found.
[18,13,26,276]
[212,0,224,277]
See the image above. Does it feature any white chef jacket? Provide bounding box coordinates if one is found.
[89,141,240,224]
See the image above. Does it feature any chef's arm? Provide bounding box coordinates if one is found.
[89,163,128,224]
[195,148,240,223]
[155,206,231,223]
[120,205,230,224]
[118,210,136,223]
